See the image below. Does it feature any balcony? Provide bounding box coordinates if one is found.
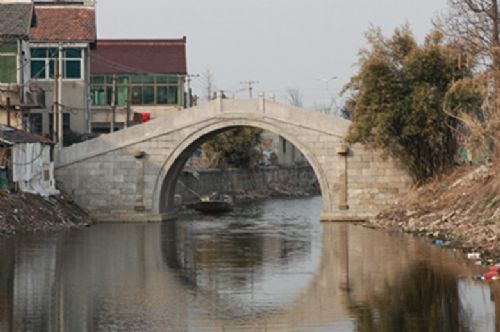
[0,85,45,109]
[0,84,21,107]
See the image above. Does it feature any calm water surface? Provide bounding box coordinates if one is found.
[0,196,497,331]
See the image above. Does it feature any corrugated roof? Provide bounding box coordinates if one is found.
[0,2,33,41]
[29,6,96,42]
[0,125,54,145]
[91,39,187,75]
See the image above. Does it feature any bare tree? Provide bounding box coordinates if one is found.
[442,1,500,69]
[313,96,338,116]
[440,0,500,159]
[200,68,216,101]
[286,87,303,107]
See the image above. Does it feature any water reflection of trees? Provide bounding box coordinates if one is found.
[0,241,14,331]
[160,218,312,289]
[348,262,471,332]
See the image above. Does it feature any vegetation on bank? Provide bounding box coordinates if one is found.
[343,27,473,183]
[344,0,499,257]
[370,163,499,258]
[344,1,500,183]
[202,127,262,168]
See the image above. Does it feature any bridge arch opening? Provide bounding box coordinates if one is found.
[153,120,333,218]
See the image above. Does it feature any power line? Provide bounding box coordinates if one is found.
[240,80,259,99]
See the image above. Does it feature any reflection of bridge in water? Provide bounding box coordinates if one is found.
[1,217,494,331]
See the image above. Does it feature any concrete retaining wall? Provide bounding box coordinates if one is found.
[176,166,320,205]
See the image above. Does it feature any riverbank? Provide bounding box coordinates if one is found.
[176,166,320,205]
[368,163,499,259]
[0,167,317,236]
[0,191,90,236]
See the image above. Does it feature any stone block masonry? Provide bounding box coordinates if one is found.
[54,98,412,223]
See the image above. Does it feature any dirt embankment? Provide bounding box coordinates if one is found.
[0,191,90,236]
[369,163,500,258]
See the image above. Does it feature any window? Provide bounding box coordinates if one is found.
[24,113,42,135]
[30,47,83,80]
[91,85,106,105]
[30,48,56,79]
[49,113,71,137]
[116,86,129,106]
[131,86,142,104]
[157,86,168,104]
[63,48,82,79]
[143,86,154,104]
[90,74,182,106]
[0,43,17,83]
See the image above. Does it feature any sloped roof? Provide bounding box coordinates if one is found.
[0,125,54,145]
[29,5,96,42]
[91,39,187,75]
[0,2,33,42]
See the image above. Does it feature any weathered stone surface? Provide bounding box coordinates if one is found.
[55,98,412,222]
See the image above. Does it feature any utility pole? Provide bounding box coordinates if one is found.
[126,97,131,128]
[6,97,11,127]
[110,74,116,133]
[57,43,63,148]
[185,74,200,108]
[52,56,58,142]
[240,80,259,99]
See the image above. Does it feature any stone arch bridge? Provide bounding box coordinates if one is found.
[55,97,412,222]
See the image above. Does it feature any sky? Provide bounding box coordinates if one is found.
[95,0,449,109]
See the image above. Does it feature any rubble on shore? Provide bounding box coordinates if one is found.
[0,191,91,237]
[368,163,499,259]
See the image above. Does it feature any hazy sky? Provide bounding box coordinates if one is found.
[96,0,449,108]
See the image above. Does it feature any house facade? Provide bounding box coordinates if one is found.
[89,39,187,133]
[260,130,307,167]
[0,0,35,129]
[23,0,96,141]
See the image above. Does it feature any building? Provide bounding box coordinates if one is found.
[89,38,187,133]
[0,0,37,129]
[260,130,306,167]
[24,0,96,141]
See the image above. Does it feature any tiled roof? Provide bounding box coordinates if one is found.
[0,125,54,145]
[29,6,96,42]
[0,2,33,41]
[91,39,187,75]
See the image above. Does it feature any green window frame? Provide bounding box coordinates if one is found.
[0,42,18,83]
[90,74,184,106]
[116,86,129,106]
[91,86,106,106]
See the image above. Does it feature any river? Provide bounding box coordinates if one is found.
[0,196,497,331]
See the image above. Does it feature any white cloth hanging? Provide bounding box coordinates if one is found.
[12,143,59,197]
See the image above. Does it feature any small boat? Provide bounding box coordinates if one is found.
[192,192,234,213]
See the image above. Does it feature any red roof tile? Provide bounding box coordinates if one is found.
[91,39,187,75]
[29,6,96,42]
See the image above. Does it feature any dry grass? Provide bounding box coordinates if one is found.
[371,162,500,258]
